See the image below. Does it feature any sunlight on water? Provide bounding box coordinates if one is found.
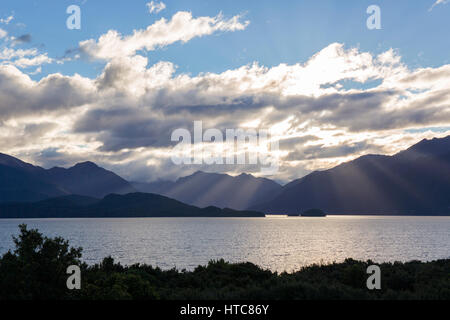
[0,216,449,272]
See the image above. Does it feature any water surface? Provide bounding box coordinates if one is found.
[0,216,449,272]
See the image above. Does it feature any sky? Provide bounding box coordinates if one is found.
[0,0,449,183]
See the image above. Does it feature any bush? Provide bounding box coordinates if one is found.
[0,225,448,300]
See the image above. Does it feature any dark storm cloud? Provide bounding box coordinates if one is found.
[1,38,449,183]
[279,135,320,151]
[322,91,450,132]
[24,122,57,136]
[70,86,441,152]
[13,34,31,44]
[156,94,311,115]
[73,107,191,151]
[0,67,95,120]
[285,141,380,161]
[32,147,94,169]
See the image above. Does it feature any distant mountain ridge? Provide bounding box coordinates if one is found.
[1,135,450,216]
[251,136,450,215]
[0,153,136,202]
[0,193,264,218]
[42,161,136,198]
[131,171,282,210]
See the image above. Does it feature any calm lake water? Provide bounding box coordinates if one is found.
[0,216,449,272]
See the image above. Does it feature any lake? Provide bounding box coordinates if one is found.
[0,216,449,272]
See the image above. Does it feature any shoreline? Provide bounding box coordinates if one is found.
[1,225,449,300]
[2,214,450,220]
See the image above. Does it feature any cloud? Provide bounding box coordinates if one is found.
[24,122,58,137]
[0,15,13,25]
[12,34,32,44]
[0,64,95,120]
[1,41,450,182]
[146,1,166,14]
[0,48,53,68]
[285,140,379,161]
[0,21,52,71]
[429,0,449,11]
[68,44,450,179]
[79,11,249,60]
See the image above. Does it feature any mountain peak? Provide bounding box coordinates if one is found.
[0,153,136,202]
[397,135,450,160]
[0,153,41,172]
[253,134,450,215]
[72,161,99,169]
[238,173,250,177]
[0,153,20,164]
[135,170,282,210]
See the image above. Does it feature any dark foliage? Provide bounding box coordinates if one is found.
[1,225,449,300]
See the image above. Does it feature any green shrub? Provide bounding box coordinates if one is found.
[0,225,448,300]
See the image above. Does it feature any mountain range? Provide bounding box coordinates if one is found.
[251,136,450,215]
[1,135,450,216]
[131,171,282,210]
[0,153,135,202]
[0,193,264,218]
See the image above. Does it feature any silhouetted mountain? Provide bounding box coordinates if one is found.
[0,164,66,202]
[131,180,175,194]
[132,171,282,210]
[251,136,450,215]
[3,136,450,215]
[0,153,44,173]
[0,154,136,202]
[41,162,136,198]
[0,193,264,218]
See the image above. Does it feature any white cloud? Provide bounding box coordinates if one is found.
[0,47,53,68]
[0,18,54,71]
[1,42,450,182]
[0,15,14,25]
[146,1,166,14]
[0,64,95,120]
[13,53,53,68]
[28,66,42,75]
[429,0,449,11]
[79,11,249,60]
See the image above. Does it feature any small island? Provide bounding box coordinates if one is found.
[301,209,327,217]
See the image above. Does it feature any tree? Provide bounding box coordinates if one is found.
[0,224,83,300]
